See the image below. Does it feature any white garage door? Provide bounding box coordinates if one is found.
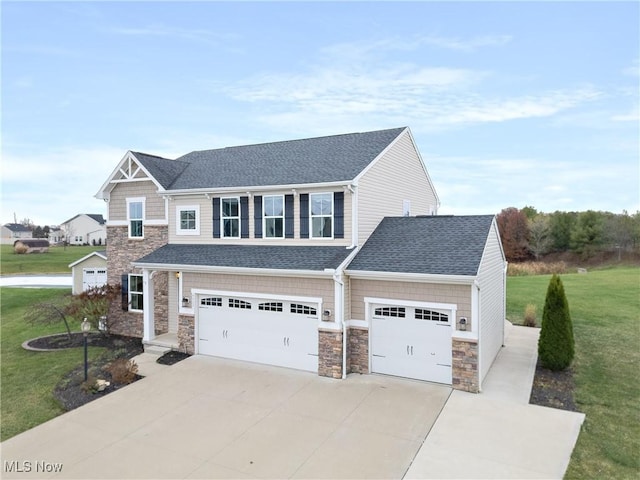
[82,268,107,291]
[371,303,453,384]
[198,294,319,372]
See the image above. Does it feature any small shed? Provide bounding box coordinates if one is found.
[14,239,49,253]
[68,251,107,295]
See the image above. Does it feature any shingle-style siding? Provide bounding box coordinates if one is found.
[477,220,506,383]
[108,181,166,222]
[182,272,336,317]
[350,279,472,328]
[357,130,438,245]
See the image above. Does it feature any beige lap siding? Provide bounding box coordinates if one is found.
[350,279,472,329]
[108,180,166,222]
[183,272,335,318]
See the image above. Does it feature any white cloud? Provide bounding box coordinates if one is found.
[1,146,124,226]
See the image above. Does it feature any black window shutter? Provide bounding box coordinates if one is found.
[299,194,309,239]
[240,196,249,238]
[285,194,294,238]
[212,197,220,238]
[254,195,263,238]
[334,191,344,239]
[121,274,129,311]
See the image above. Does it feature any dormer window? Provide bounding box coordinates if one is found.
[310,193,333,238]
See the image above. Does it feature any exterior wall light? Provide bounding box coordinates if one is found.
[459,317,467,331]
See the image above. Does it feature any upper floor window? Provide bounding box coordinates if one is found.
[264,195,284,238]
[127,198,145,238]
[222,198,240,238]
[176,205,200,236]
[310,193,333,238]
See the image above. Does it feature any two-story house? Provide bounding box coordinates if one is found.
[60,214,107,246]
[96,127,506,393]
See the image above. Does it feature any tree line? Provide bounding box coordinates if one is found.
[496,207,640,262]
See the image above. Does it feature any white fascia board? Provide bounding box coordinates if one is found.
[68,251,107,268]
[353,127,408,183]
[130,262,335,279]
[164,180,354,197]
[95,151,166,200]
[344,269,476,285]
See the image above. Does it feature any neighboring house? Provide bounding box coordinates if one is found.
[1,223,32,245]
[60,214,107,246]
[48,226,64,244]
[96,127,506,393]
[69,250,107,295]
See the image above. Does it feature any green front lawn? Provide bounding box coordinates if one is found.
[0,245,104,275]
[0,288,105,441]
[507,267,640,479]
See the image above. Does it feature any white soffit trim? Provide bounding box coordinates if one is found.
[68,251,107,268]
[344,269,476,285]
[192,288,323,306]
[130,262,336,279]
[95,151,166,199]
[165,180,353,197]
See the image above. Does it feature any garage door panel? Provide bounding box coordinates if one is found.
[197,295,318,373]
[371,304,453,385]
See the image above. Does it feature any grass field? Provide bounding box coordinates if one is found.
[0,245,104,275]
[507,267,640,479]
[0,288,105,441]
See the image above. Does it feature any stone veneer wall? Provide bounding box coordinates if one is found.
[347,327,369,374]
[153,272,169,336]
[178,315,195,354]
[452,337,479,393]
[318,329,343,379]
[106,225,169,338]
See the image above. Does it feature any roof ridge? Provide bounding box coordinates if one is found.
[183,127,407,156]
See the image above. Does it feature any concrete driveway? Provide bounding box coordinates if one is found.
[1,356,451,479]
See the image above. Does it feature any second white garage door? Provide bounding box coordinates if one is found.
[197,294,319,372]
[370,302,454,384]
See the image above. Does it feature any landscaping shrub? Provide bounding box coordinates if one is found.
[538,274,574,370]
[523,304,537,327]
[105,358,139,384]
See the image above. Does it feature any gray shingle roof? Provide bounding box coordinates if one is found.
[132,127,406,190]
[347,216,495,276]
[130,152,190,189]
[4,223,31,232]
[134,244,353,271]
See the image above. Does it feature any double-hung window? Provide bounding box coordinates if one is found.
[222,198,240,238]
[129,274,144,311]
[176,205,200,236]
[127,198,144,238]
[310,193,333,238]
[264,195,284,238]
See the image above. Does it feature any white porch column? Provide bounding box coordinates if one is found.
[142,269,155,342]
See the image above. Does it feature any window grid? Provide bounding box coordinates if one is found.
[310,193,333,238]
[128,200,144,238]
[374,307,406,318]
[259,302,283,312]
[290,304,317,316]
[180,210,197,230]
[222,198,240,238]
[263,195,284,238]
[415,309,449,322]
[129,274,144,311]
[229,298,251,309]
[201,297,222,307]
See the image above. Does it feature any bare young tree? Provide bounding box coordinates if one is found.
[528,215,552,260]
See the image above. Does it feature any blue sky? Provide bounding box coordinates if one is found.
[2,1,638,226]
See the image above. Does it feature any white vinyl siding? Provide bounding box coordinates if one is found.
[357,130,439,246]
[477,220,507,384]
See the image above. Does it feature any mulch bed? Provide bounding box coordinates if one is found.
[25,333,191,411]
[529,360,578,412]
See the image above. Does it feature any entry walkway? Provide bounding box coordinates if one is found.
[405,322,586,479]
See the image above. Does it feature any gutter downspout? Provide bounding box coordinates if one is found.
[335,246,360,379]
